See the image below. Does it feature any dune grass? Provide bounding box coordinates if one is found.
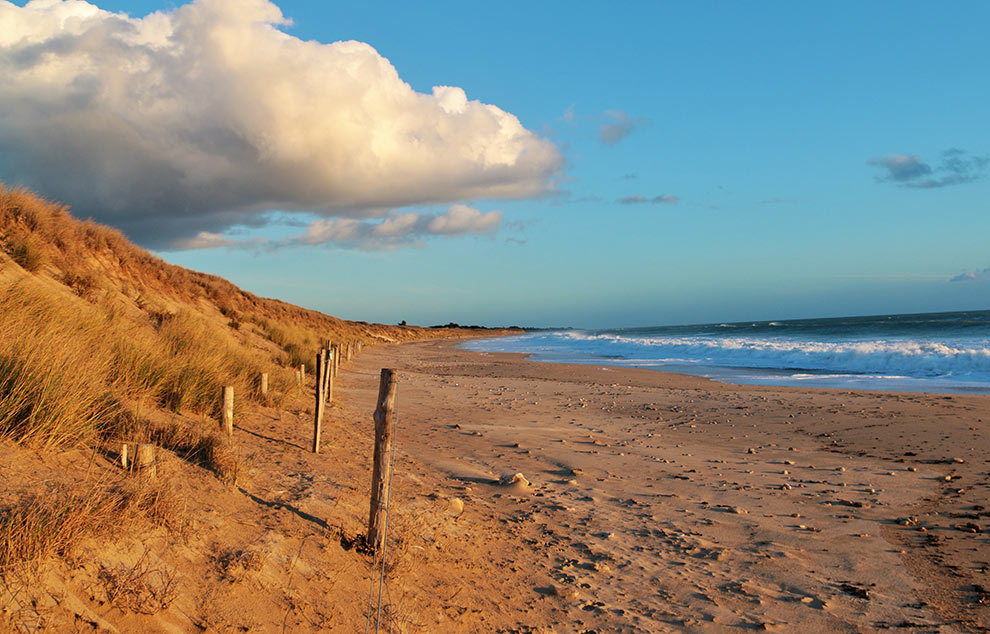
[0,278,289,450]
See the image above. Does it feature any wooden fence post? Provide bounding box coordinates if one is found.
[136,443,157,479]
[120,443,129,470]
[368,368,398,553]
[346,342,353,362]
[260,372,268,397]
[222,386,234,436]
[300,363,306,385]
[313,350,327,453]
[326,350,334,403]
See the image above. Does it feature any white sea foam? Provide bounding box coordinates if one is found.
[463,330,990,387]
[557,331,990,378]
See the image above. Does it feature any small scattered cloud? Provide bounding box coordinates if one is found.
[619,194,679,205]
[561,104,577,123]
[950,267,990,282]
[288,204,502,250]
[759,196,791,204]
[426,204,502,235]
[869,154,932,182]
[174,232,248,250]
[600,110,646,145]
[870,149,988,189]
[548,191,601,205]
[622,172,639,180]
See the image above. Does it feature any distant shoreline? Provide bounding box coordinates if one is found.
[460,311,990,395]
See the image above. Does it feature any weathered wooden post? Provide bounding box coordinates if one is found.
[120,443,129,470]
[368,368,398,552]
[331,344,340,378]
[260,372,269,397]
[346,342,353,362]
[136,443,157,479]
[222,386,234,436]
[326,349,334,403]
[300,363,306,385]
[313,350,327,453]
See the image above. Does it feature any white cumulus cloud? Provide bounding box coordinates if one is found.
[0,0,561,248]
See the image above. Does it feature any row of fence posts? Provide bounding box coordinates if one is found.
[124,338,392,552]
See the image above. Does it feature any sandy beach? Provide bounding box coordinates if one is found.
[5,336,987,633]
[333,338,989,633]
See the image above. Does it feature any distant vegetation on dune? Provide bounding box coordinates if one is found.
[0,182,465,451]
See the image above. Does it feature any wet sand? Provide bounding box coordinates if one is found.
[342,338,990,633]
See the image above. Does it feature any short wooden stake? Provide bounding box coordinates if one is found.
[346,342,352,362]
[260,372,269,397]
[120,443,129,470]
[136,443,157,479]
[368,368,398,553]
[300,363,306,385]
[222,386,234,436]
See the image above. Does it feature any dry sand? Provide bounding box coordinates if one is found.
[4,337,987,633]
[344,339,990,633]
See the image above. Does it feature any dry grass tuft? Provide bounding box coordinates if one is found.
[98,550,178,615]
[215,546,268,584]
[142,419,241,484]
[0,478,186,571]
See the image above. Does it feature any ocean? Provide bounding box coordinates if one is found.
[462,310,990,394]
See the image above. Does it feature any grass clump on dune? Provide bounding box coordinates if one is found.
[0,281,122,449]
[0,478,185,571]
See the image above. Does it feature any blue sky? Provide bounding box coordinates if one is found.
[2,1,989,327]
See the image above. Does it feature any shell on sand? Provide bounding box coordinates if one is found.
[498,472,531,490]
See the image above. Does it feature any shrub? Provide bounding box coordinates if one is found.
[9,235,44,272]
